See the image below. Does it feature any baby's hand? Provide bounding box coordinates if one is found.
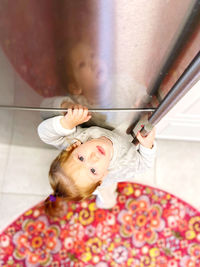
[61,104,91,129]
[136,127,156,149]
[60,100,74,115]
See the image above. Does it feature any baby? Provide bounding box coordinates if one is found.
[38,104,156,217]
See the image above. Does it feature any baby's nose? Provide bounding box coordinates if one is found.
[90,152,99,162]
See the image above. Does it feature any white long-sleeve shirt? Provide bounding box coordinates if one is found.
[38,116,156,208]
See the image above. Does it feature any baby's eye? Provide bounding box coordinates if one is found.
[90,168,96,174]
[78,156,84,161]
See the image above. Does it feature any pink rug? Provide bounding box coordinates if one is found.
[0,182,200,266]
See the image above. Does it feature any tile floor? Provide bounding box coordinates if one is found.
[1,138,200,232]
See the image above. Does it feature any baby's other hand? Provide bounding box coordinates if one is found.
[136,127,156,149]
[61,104,91,129]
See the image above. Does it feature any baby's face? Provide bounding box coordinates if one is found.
[62,137,113,187]
[70,43,108,98]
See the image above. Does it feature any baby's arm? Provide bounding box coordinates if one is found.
[112,128,156,183]
[126,128,156,177]
[37,105,91,149]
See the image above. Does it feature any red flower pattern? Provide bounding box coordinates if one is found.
[0,183,200,266]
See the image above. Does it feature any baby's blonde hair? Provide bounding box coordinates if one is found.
[44,146,101,217]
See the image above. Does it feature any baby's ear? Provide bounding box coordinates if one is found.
[65,141,81,151]
[72,140,81,147]
[68,83,82,95]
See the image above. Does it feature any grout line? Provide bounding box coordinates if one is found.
[1,144,13,193]
[0,192,46,197]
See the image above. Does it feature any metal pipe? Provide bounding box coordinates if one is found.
[0,105,156,113]
[149,51,200,125]
[130,51,200,145]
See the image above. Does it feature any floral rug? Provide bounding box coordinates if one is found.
[0,183,200,267]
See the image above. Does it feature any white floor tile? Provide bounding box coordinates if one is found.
[0,193,44,232]
[156,139,200,210]
[2,145,58,196]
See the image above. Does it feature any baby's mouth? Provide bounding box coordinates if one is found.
[96,146,105,155]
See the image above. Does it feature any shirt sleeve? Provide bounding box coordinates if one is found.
[137,142,157,170]
[37,115,76,150]
[109,142,157,183]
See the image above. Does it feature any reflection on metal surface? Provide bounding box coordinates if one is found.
[148,0,200,97]
[62,0,115,108]
[0,0,199,135]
